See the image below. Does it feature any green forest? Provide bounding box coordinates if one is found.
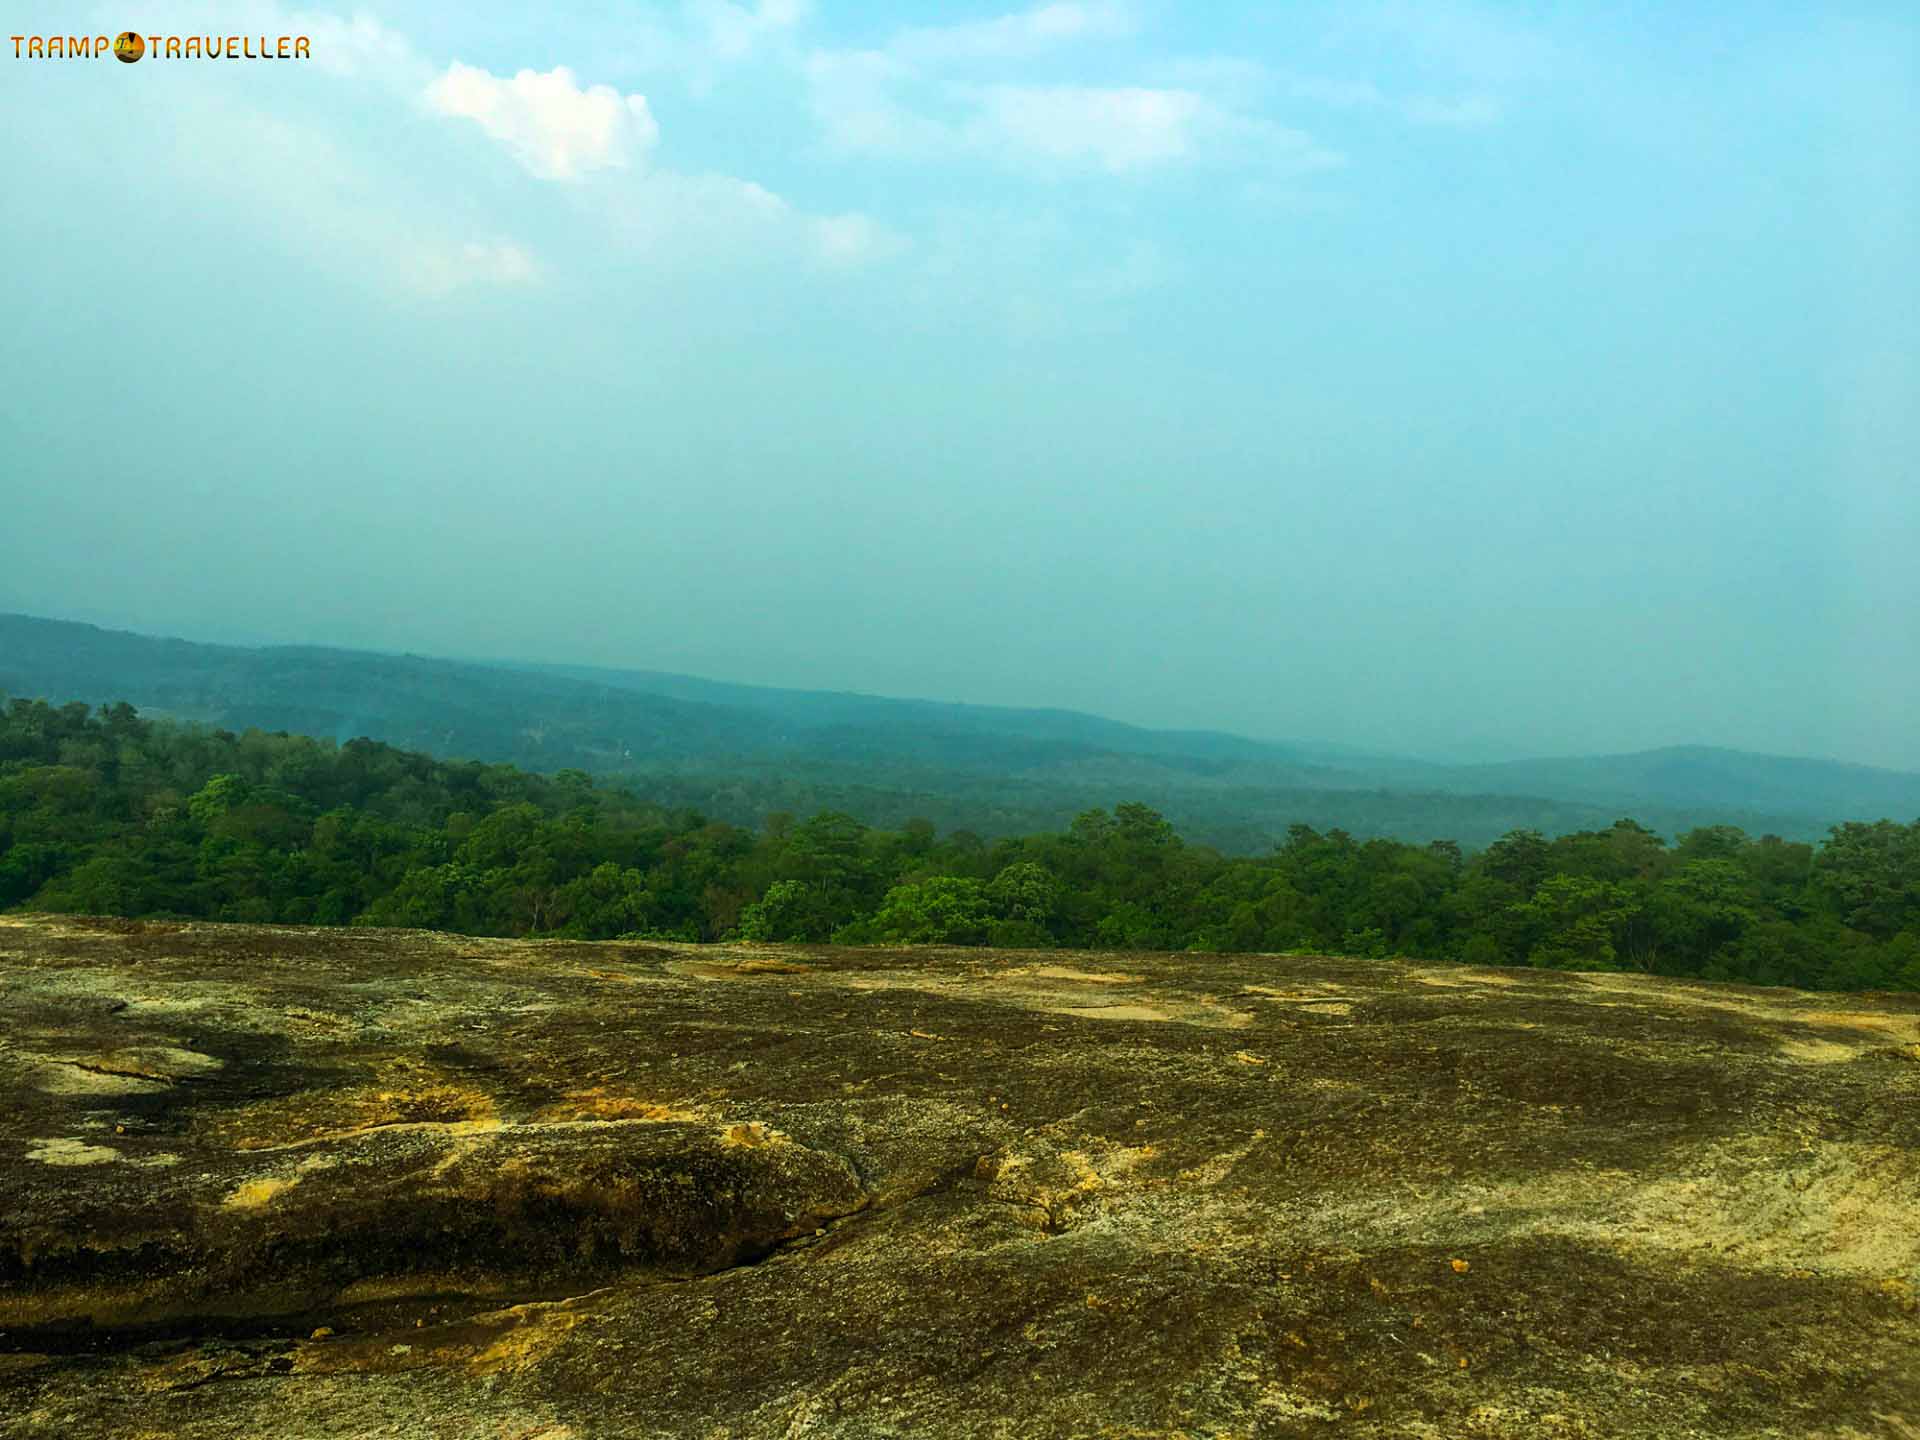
[19,613,1920,851]
[4,697,1918,992]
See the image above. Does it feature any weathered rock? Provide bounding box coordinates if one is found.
[2,913,1917,1437]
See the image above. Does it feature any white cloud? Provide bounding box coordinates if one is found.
[1284,71,1504,129]
[807,64,1341,174]
[413,240,542,295]
[163,101,542,300]
[971,85,1211,171]
[1158,56,1272,104]
[289,10,417,80]
[1353,1,1555,86]
[805,49,950,155]
[121,11,890,288]
[425,62,659,180]
[892,2,1135,64]
[970,85,1341,174]
[689,0,810,62]
[805,11,1336,177]
[578,166,901,274]
[1305,2,1548,127]
[811,212,909,267]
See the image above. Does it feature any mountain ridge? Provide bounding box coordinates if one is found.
[4,611,1917,849]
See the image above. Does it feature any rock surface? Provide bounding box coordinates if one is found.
[2,913,1918,1438]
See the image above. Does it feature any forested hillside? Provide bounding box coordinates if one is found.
[4,697,1916,992]
[13,613,1918,849]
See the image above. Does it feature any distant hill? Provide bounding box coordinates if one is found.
[525,660,1436,774]
[0,615,1435,803]
[4,611,1915,849]
[0,614,772,768]
[1448,746,1920,823]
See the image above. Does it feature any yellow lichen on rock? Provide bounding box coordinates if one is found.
[223,1176,297,1209]
[219,1076,499,1150]
[30,1061,169,1096]
[1026,965,1143,984]
[533,1088,702,1124]
[25,1137,121,1166]
[723,1121,781,1148]
[1060,1002,1176,1023]
[467,1295,606,1376]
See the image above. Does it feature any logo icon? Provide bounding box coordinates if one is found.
[113,31,144,63]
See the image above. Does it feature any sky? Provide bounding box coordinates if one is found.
[1,1,1916,768]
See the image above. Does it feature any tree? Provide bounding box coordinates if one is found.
[1480,829,1550,890]
[550,862,653,939]
[2,699,1915,995]
[988,861,1060,929]
[737,880,831,942]
[1549,820,1668,886]
[1095,900,1168,951]
[774,812,881,926]
[186,773,250,826]
[1675,826,1750,863]
[1648,859,1757,972]
[34,854,155,915]
[0,841,68,905]
[863,877,993,945]
[1512,875,1639,971]
[1812,821,1920,940]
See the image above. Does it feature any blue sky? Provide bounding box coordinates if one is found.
[2,1,1916,766]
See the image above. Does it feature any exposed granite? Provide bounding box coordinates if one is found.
[2,913,1918,1438]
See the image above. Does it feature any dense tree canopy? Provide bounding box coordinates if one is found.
[3,698,1917,992]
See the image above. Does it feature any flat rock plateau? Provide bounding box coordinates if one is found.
[2,915,1918,1439]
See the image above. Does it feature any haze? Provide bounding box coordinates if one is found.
[2,2,1916,767]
